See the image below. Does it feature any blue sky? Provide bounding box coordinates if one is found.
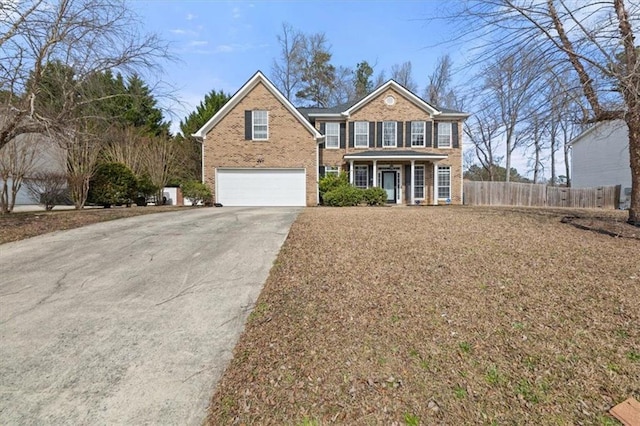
[133,0,542,176]
[133,0,468,130]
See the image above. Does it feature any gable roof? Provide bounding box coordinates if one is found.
[569,119,625,147]
[192,71,323,139]
[296,80,469,120]
[345,80,442,117]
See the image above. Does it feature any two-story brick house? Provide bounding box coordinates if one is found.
[193,71,468,206]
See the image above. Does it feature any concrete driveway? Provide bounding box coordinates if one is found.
[0,207,300,425]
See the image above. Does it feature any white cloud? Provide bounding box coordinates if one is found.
[214,44,235,53]
[186,13,196,21]
[170,29,187,35]
[231,7,241,19]
[189,40,209,47]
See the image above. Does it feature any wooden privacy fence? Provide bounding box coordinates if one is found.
[463,181,621,209]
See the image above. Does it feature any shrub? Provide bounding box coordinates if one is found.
[362,187,387,206]
[88,162,137,207]
[318,172,349,199]
[322,185,363,206]
[136,173,159,204]
[24,171,70,211]
[181,180,212,206]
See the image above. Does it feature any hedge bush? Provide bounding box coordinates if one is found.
[362,187,387,206]
[318,172,349,199]
[322,185,364,207]
[88,162,137,207]
[181,180,212,206]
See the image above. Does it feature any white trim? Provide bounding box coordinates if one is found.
[354,164,368,189]
[344,80,441,117]
[193,71,322,141]
[354,121,369,148]
[432,162,438,206]
[437,165,451,200]
[410,160,415,205]
[411,121,426,147]
[252,110,269,140]
[344,154,447,161]
[200,136,206,184]
[414,164,425,200]
[437,122,452,148]
[324,122,340,149]
[382,121,397,148]
[372,160,377,187]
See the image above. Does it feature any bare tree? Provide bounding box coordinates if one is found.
[329,66,355,106]
[0,0,168,152]
[525,110,548,184]
[464,105,503,181]
[0,134,41,213]
[390,61,418,92]
[481,49,541,182]
[271,22,304,102]
[443,0,640,223]
[140,136,178,204]
[61,124,102,210]
[425,55,458,108]
[101,127,145,175]
[24,171,69,210]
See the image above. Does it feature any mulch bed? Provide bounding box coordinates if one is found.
[207,206,639,425]
[0,205,184,244]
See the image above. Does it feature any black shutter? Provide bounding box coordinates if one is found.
[452,122,459,148]
[376,122,382,148]
[368,164,374,188]
[319,122,326,148]
[319,166,326,178]
[244,110,252,140]
[433,122,439,148]
[340,123,346,149]
[426,121,433,148]
[369,122,375,147]
[348,122,354,148]
[405,121,412,148]
[397,121,403,147]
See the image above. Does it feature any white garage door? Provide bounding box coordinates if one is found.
[217,168,306,206]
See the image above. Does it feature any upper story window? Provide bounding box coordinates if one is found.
[437,122,452,148]
[253,110,268,140]
[411,121,426,147]
[354,121,369,148]
[382,121,396,148]
[325,122,340,149]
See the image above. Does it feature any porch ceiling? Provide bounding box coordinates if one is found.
[343,150,447,161]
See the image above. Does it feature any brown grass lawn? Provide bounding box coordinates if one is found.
[0,205,185,244]
[207,206,639,425]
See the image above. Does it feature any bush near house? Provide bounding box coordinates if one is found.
[362,187,387,206]
[88,162,137,207]
[318,172,349,201]
[181,180,212,206]
[319,173,387,207]
[322,185,364,206]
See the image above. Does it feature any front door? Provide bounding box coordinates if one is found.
[381,171,397,203]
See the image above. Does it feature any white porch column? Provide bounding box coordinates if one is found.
[433,162,439,206]
[410,160,415,205]
[372,160,378,187]
[349,160,354,185]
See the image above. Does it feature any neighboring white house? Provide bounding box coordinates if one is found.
[0,133,67,206]
[571,119,632,209]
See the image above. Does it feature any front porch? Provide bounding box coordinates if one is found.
[343,150,448,205]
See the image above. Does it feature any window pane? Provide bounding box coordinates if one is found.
[355,121,368,148]
[437,122,451,148]
[325,123,339,148]
[411,121,425,147]
[325,166,339,176]
[383,121,396,147]
[414,166,424,199]
[355,165,368,189]
[438,166,451,199]
[253,110,268,139]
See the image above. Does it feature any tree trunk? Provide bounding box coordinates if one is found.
[626,116,640,225]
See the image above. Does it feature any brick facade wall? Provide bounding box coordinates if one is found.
[203,81,319,206]
[317,88,464,204]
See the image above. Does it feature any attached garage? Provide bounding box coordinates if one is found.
[216,168,307,206]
